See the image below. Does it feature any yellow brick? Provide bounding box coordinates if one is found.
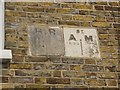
[101,53,109,58]
[92,22,110,27]
[81,22,91,27]
[85,59,96,64]
[1,84,14,88]
[99,34,109,40]
[10,63,32,69]
[17,41,29,48]
[104,72,117,79]
[73,15,94,21]
[73,4,92,9]
[26,84,50,88]
[100,46,109,52]
[61,3,73,8]
[95,16,106,21]
[35,78,46,84]
[70,65,82,71]
[107,80,118,86]
[56,8,73,13]
[103,60,118,66]
[6,35,18,42]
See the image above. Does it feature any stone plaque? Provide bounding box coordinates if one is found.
[28,26,64,56]
[63,27,100,58]
[28,26,47,56]
[47,27,64,55]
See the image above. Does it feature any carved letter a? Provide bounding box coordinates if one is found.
[69,34,77,41]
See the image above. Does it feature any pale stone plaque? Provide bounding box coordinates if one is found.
[63,27,100,58]
[28,26,64,56]
[47,27,64,55]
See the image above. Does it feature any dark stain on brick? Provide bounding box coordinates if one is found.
[47,78,70,84]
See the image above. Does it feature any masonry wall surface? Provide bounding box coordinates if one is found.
[2,1,120,89]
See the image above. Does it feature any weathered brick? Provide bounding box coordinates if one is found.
[27,18,46,24]
[5,17,16,23]
[62,14,73,20]
[39,2,55,7]
[48,13,62,19]
[62,57,84,64]
[15,70,51,77]
[79,10,89,15]
[5,5,15,11]
[12,55,24,62]
[107,80,118,86]
[45,8,56,13]
[9,77,33,83]
[25,56,48,62]
[98,72,117,79]
[100,46,109,52]
[6,34,18,42]
[23,7,44,12]
[113,24,120,28]
[56,8,74,13]
[97,66,104,72]
[2,70,14,76]
[81,22,91,27]
[63,71,86,78]
[109,2,119,6]
[105,66,116,72]
[106,17,115,22]
[5,28,16,35]
[0,77,8,83]
[85,59,96,64]
[73,15,94,21]
[53,71,61,77]
[94,6,104,10]
[60,3,73,8]
[33,64,45,70]
[71,79,84,85]
[82,65,97,72]
[92,22,110,27]
[59,20,79,26]
[86,72,97,79]
[26,13,40,18]
[11,48,27,55]
[5,41,17,48]
[102,59,118,66]
[105,72,117,79]
[48,56,62,63]
[108,40,118,46]
[10,63,32,69]
[73,4,92,9]
[70,65,82,71]
[86,79,106,86]
[17,41,29,48]
[26,84,50,88]
[14,84,25,88]
[109,46,118,53]
[97,28,108,34]
[99,34,109,40]
[101,53,110,59]
[95,16,106,22]
[35,78,46,84]
[47,64,69,70]
[47,78,70,84]
[105,6,119,11]
[1,84,14,88]
[94,2,108,5]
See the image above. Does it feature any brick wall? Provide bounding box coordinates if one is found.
[2,1,120,89]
